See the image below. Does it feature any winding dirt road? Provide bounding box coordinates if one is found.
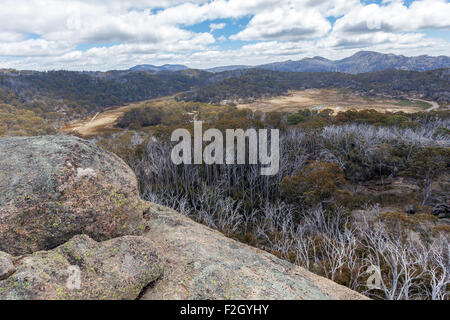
[413,99,440,112]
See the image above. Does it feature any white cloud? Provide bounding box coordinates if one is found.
[0,0,449,70]
[0,39,72,57]
[210,23,226,31]
[334,0,450,34]
[231,6,331,41]
[0,32,25,43]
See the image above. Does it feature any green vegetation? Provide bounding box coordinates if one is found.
[0,103,57,137]
[116,100,202,129]
[281,161,346,206]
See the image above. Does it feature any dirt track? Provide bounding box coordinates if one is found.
[62,105,132,137]
[413,99,439,112]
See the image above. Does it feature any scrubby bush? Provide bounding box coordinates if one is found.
[281,161,346,206]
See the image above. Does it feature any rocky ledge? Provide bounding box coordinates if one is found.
[141,204,367,300]
[0,135,367,300]
[0,235,163,300]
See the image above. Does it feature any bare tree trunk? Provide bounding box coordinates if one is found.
[423,171,431,205]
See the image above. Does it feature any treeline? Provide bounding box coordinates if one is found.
[0,70,211,116]
[179,68,450,104]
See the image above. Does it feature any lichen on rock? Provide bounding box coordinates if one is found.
[0,252,15,281]
[0,235,163,300]
[141,202,368,300]
[0,135,147,255]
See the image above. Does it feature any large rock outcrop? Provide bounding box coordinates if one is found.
[141,204,368,300]
[0,135,147,255]
[0,235,163,300]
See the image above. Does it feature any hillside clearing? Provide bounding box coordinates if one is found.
[237,89,436,114]
[62,98,171,137]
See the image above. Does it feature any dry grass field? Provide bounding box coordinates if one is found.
[62,104,136,137]
[237,89,434,114]
[62,98,170,137]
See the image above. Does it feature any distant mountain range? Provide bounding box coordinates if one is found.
[255,51,450,74]
[206,65,253,73]
[130,51,450,74]
[129,64,189,72]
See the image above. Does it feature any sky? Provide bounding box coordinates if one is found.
[0,0,449,71]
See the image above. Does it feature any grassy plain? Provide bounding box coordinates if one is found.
[236,89,433,114]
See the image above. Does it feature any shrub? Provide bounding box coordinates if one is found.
[280,161,346,206]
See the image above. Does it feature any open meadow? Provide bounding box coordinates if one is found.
[237,89,435,114]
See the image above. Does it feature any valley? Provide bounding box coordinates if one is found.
[62,89,442,139]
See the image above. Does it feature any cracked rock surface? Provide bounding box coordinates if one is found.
[0,235,163,300]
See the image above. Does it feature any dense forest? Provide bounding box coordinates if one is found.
[0,70,210,115]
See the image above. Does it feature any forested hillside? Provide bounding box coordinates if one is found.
[1,68,449,119]
[0,69,211,136]
[180,68,450,104]
[0,70,209,114]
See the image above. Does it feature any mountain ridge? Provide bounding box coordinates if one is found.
[129,64,189,72]
[202,51,450,74]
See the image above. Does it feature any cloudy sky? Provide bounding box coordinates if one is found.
[0,0,449,71]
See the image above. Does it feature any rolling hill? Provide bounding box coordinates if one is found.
[207,51,450,74]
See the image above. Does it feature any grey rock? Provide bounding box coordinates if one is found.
[0,234,163,300]
[0,252,15,280]
[433,204,450,219]
[141,203,368,300]
[0,135,147,255]
[404,205,417,215]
